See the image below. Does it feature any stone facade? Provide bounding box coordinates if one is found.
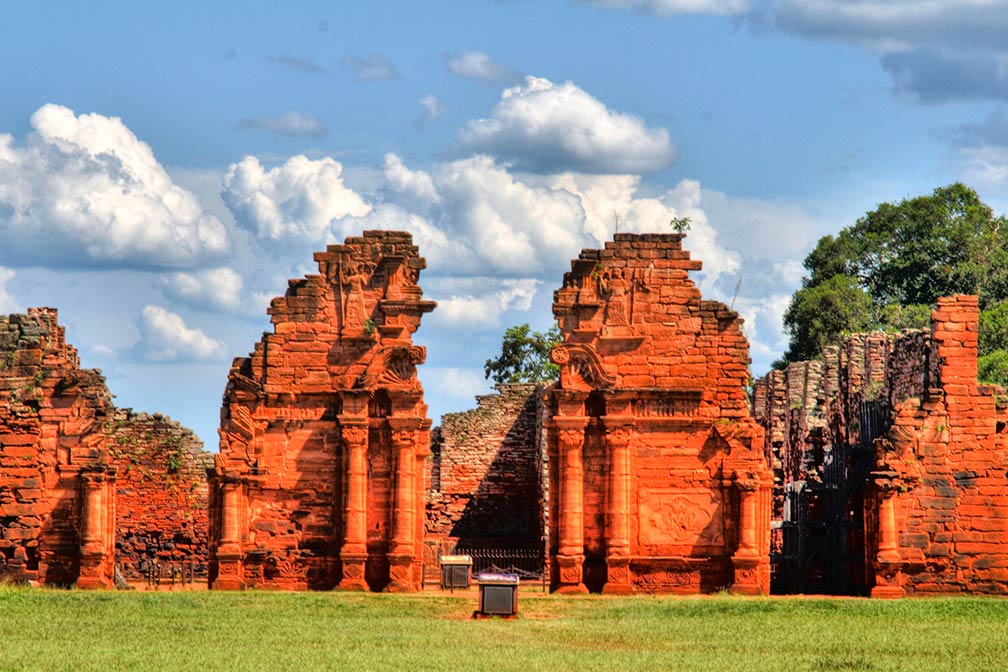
[210,231,435,592]
[754,295,1008,596]
[0,308,117,587]
[547,233,772,595]
[426,383,547,558]
[108,409,213,578]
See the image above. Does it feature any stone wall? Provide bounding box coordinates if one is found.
[547,233,772,595]
[753,295,1008,596]
[108,409,213,578]
[0,308,116,587]
[211,231,436,592]
[426,383,546,557]
[1,308,212,588]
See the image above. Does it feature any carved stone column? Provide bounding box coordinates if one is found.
[729,469,762,595]
[412,423,432,590]
[387,417,421,592]
[602,417,634,594]
[213,477,244,590]
[77,469,112,589]
[870,475,905,598]
[554,416,589,594]
[338,417,369,590]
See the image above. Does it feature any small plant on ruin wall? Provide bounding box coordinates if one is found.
[364,318,376,335]
[163,436,185,475]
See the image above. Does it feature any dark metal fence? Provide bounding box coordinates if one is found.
[454,547,548,591]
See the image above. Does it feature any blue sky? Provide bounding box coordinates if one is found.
[2,0,1007,447]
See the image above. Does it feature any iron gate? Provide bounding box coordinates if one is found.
[771,401,886,594]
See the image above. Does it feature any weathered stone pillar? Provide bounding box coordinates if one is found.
[339,417,370,590]
[412,423,432,589]
[729,469,762,595]
[77,470,111,589]
[602,417,634,594]
[214,477,244,590]
[387,417,421,592]
[871,483,905,598]
[554,416,589,594]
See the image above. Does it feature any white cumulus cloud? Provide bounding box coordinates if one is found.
[541,173,741,287]
[0,267,17,313]
[338,154,588,276]
[222,154,371,248]
[459,76,674,173]
[136,305,228,362]
[430,278,541,328]
[0,104,229,269]
[156,267,246,313]
[444,51,520,84]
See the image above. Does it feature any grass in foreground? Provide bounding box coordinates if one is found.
[0,586,1006,671]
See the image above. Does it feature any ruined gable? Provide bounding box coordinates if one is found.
[210,230,435,591]
[547,233,771,594]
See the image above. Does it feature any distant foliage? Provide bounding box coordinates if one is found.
[484,323,561,384]
[780,183,1008,388]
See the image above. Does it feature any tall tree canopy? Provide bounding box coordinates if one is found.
[484,323,561,384]
[781,183,1008,386]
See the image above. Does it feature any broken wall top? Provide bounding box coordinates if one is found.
[1,307,113,450]
[551,233,752,418]
[227,231,436,406]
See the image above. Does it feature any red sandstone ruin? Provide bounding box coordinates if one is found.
[0,308,210,587]
[210,231,435,591]
[546,233,772,594]
[754,295,1008,596]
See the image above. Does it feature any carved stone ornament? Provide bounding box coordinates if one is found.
[556,428,585,450]
[732,469,760,492]
[560,564,581,584]
[340,425,369,446]
[551,343,616,390]
[342,561,364,580]
[355,346,427,390]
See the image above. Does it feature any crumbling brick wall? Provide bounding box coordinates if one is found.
[548,233,771,595]
[108,409,213,578]
[0,308,116,587]
[1,308,212,588]
[754,295,1008,596]
[426,383,546,556]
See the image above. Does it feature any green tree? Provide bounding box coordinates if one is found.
[484,323,562,384]
[979,301,1008,388]
[782,183,1008,364]
[781,275,873,362]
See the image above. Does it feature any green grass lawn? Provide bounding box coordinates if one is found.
[1,586,1006,671]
